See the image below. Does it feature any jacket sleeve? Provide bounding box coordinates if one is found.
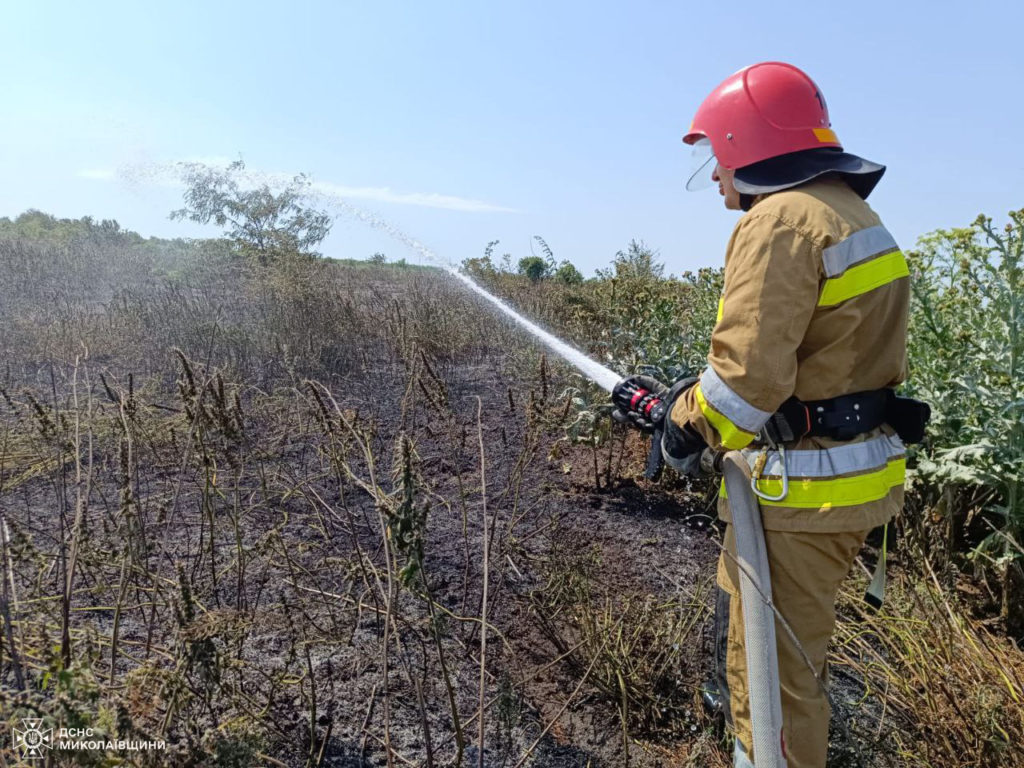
[671,211,821,450]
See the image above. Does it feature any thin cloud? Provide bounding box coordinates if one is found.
[311,181,518,214]
[78,161,518,214]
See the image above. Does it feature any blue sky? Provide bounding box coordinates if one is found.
[1,1,1021,275]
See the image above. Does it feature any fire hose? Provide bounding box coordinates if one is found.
[612,376,787,766]
[718,449,787,768]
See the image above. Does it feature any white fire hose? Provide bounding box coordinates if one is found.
[721,451,788,767]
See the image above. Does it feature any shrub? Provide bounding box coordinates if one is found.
[554,260,584,285]
[907,211,1024,634]
[517,255,549,282]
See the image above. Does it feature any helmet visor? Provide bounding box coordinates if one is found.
[685,137,717,191]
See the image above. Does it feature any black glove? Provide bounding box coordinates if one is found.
[612,375,702,478]
[663,417,706,477]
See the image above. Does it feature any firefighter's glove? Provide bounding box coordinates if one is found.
[611,375,669,432]
[662,419,706,477]
[612,375,700,479]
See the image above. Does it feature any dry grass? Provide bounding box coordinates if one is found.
[525,537,716,766]
[831,554,1024,767]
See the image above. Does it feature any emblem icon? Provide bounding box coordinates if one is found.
[13,719,53,759]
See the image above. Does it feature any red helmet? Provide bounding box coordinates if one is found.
[684,62,841,170]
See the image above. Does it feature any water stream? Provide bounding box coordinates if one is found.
[124,160,624,392]
[309,188,624,393]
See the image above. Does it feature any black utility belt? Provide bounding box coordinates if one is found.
[761,389,931,445]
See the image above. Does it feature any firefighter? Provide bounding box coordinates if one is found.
[612,61,928,766]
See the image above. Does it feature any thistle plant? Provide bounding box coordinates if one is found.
[907,211,1024,630]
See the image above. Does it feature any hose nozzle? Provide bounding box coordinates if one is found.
[611,378,667,427]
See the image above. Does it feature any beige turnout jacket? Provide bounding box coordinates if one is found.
[671,177,909,532]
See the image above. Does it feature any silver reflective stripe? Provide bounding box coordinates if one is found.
[743,433,906,478]
[700,366,773,433]
[822,226,900,277]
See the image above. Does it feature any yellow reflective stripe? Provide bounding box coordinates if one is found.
[813,127,838,143]
[716,296,724,323]
[721,458,905,508]
[818,250,909,307]
[695,384,756,450]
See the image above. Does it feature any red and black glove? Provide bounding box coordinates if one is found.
[612,375,704,478]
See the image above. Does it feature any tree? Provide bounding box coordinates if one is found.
[171,159,332,265]
[598,239,664,281]
[517,255,550,282]
[368,252,387,264]
[0,211,150,253]
[555,260,584,284]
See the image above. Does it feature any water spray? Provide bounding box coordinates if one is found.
[317,196,671,471]
[322,199,682,478]
[123,160,625,392]
[306,187,625,393]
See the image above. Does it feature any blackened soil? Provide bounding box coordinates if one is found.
[3,352,886,768]
[318,360,729,767]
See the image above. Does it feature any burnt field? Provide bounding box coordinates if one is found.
[0,230,725,767]
[1,218,1022,767]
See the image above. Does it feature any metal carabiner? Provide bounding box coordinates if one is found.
[750,445,789,502]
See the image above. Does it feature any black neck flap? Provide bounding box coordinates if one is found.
[733,148,886,200]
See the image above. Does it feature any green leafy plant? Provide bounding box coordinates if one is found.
[517,255,550,282]
[907,211,1024,633]
[554,260,584,285]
